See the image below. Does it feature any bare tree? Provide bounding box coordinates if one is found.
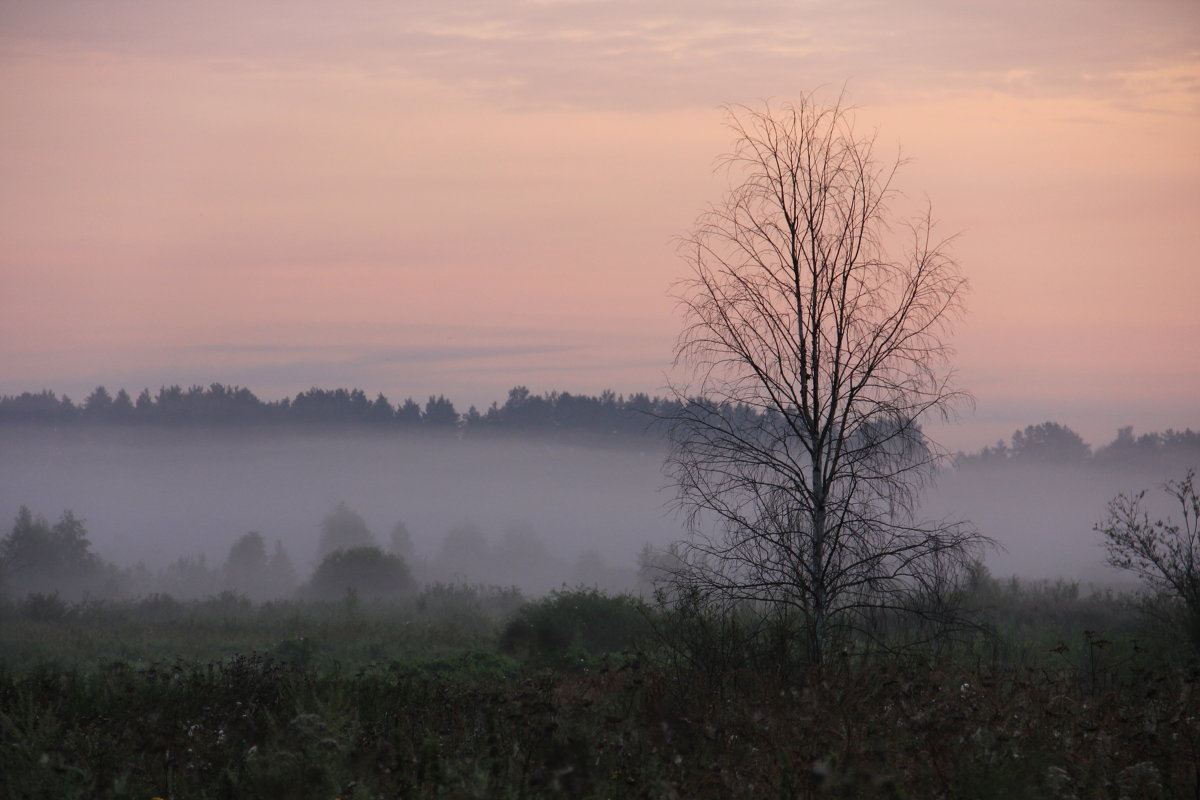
[666,94,987,663]
[1096,469,1200,647]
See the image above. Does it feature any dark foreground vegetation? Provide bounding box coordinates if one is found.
[2,577,1197,799]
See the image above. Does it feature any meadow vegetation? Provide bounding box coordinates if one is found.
[1,571,1197,799]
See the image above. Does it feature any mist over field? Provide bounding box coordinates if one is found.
[926,461,1168,584]
[2,421,1192,593]
[0,427,673,589]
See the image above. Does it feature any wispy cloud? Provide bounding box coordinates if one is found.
[3,0,1196,111]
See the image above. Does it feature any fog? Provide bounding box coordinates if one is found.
[1,426,1193,596]
[0,428,676,593]
[924,463,1164,585]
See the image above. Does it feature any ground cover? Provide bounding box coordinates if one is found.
[0,582,1196,798]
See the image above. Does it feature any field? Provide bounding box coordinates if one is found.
[1,580,1197,799]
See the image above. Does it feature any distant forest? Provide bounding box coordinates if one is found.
[955,420,1200,467]
[0,383,1196,465]
[0,384,675,439]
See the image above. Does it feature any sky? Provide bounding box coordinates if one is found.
[1,0,1197,450]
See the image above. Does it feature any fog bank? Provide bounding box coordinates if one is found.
[2,426,1192,591]
[0,428,676,579]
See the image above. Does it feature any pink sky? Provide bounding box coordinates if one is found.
[1,0,1197,449]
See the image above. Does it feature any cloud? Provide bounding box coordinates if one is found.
[3,0,1196,111]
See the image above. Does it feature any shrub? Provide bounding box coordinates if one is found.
[1097,469,1200,649]
[19,592,70,622]
[306,547,414,602]
[415,582,523,637]
[132,592,185,623]
[500,588,649,662]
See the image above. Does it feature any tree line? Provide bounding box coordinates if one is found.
[0,384,681,438]
[956,421,1200,467]
[1,384,1194,465]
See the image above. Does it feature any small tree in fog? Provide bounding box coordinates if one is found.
[317,501,375,559]
[223,531,268,600]
[494,523,560,591]
[307,546,415,602]
[267,539,297,597]
[0,507,110,600]
[160,554,218,600]
[432,522,491,583]
[666,95,987,663]
[389,521,416,562]
[1097,469,1200,647]
[224,532,266,587]
[571,549,632,593]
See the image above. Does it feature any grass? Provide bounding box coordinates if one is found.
[1,579,1197,798]
[0,584,523,672]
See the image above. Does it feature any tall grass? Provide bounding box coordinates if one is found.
[1,580,1196,798]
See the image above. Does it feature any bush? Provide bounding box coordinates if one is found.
[131,592,185,623]
[415,582,524,637]
[19,592,70,622]
[306,547,415,602]
[500,588,649,662]
[1097,469,1200,649]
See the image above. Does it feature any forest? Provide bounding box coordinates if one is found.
[0,384,673,439]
